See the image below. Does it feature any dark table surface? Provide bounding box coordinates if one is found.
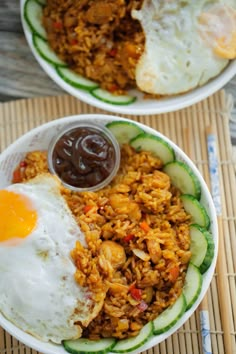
[1,0,236,141]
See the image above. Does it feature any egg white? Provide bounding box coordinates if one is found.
[132,0,235,95]
[0,175,98,343]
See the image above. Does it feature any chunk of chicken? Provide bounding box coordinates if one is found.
[146,239,162,264]
[85,1,117,25]
[99,240,126,270]
[109,194,141,221]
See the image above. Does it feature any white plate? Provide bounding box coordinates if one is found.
[20,0,236,115]
[0,114,218,354]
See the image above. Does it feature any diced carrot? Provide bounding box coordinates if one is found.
[83,205,93,213]
[12,169,22,183]
[169,265,180,282]
[140,221,150,232]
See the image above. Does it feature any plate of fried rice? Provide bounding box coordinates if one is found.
[20,0,236,115]
[0,114,218,354]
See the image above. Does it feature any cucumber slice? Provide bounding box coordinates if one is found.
[190,224,214,274]
[63,337,116,354]
[180,194,210,229]
[32,34,67,67]
[36,0,46,4]
[153,294,187,335]
[130,133,175,164]
[183,263,202,310]
[56,67,99,91]
[112,321,153,353]
[24,0,47,40]
[163,161,201,199]
[91,88,136,105]
[106,121,144,145]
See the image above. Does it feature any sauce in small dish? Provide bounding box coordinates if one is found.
[48,122,120,191]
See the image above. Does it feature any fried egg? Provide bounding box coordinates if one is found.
[132,0,236,95]
[0,174,101,343]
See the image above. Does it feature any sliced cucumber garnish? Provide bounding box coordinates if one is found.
[36,0,46,4]
[130,133,175,164]
[112,321,153,353]
[180,194,210,229]
[56,67,99,91]
[91,88,136,105]
[24,0,47,40]
[153,294,187,335]
[63,337,116,354]
[190,224,214,274]
[163,161,201,199]
[183,263,202,310]
[32,34,67,67]
[106,121,144,145]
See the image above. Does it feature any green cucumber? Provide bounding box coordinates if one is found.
[56,67,99,91]
[163,161,201,199]
[180,194,210,229]
[106,121,144,145]
[91,88,136,105]
[183,263,202,310]
[63,337,116,354]
[112,321,153,353]
[32,34,67,67]
[130,133,175,164]
[190,224,214,274]
[36,0,46,4]
[153,294,187,335]
[24,0,47,40]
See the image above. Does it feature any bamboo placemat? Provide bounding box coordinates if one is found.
[0,91,235,354]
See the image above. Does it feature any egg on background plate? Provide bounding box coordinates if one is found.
[0,174,101,343]
[132,0,236,95]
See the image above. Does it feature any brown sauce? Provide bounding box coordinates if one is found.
[52,127,116,188]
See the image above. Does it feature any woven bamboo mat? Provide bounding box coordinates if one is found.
[0,91,235,354]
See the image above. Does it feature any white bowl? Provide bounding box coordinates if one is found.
[20,0,236,115]
[0,114,218,354]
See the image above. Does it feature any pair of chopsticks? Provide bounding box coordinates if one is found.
[184,126,233,354]
[206,126,233,354]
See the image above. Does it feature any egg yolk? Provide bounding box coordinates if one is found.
[0,190,37,242]
[199,5,236,59]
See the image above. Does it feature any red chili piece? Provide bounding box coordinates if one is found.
[108,48,117,57]
[70,39,78,45]
[53,22,63,30]
[123,234,134,242]
[130,286,142,301]
[13,169,22,183]
[109,84,118,93]
[20,161,27,168]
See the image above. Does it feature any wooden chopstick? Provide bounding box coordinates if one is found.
[183,127,212,354]
[206,125,233,354]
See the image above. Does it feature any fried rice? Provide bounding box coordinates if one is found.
[42,0,145,93]
[13,145,192,339]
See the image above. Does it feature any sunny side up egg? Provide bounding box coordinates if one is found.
[132,0,236,95]
[0,174,101,343]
